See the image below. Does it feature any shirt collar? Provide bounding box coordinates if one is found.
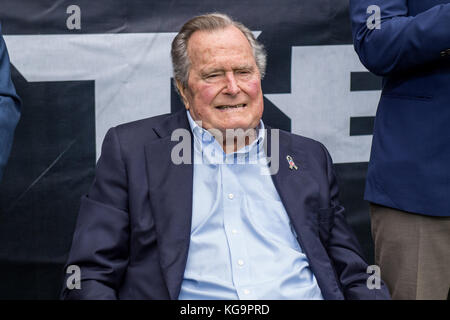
[186,110,265,152]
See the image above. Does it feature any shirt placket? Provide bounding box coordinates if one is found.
[221,163,254,299]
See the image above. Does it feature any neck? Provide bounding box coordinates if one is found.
[210,128,258,154]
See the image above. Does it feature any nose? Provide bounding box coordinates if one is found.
[223,72,241,96]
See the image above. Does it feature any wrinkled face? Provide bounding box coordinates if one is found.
[178,25,264,134]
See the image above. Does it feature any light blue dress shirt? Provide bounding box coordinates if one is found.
[178,110,323,300]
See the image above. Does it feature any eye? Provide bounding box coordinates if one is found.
[236,69,252,76]
[204,73,222,81]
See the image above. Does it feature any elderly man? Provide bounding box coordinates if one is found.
[0,25,21,183]
[62,13,390,300]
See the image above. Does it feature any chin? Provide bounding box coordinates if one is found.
[222,117,259,130]
[222,123,256,132]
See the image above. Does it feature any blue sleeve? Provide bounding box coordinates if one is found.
[61,128,130,300]
[320,144,391,299]
[350,0,450,75]
[0,25,21,182]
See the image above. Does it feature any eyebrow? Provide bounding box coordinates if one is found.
[201,68,224,76]
[201,65,255,75]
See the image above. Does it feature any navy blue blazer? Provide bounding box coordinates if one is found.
[350,0,450,217]
[0,25,21,182]
[62,110,390,300]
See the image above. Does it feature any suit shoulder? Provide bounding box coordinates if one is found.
[114,112,172,134]
[110,112,176,145]
[279,129,329,156]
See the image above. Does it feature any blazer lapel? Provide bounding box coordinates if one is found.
[268,129,343,299]
[144,111,193,300]
[267,129,317,249]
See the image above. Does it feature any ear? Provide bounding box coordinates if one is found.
[175,80,190,110]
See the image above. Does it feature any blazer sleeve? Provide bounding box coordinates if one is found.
[319,144,391,300]
[61,127,130,300]
[0,27,21,182]
[350,0,450,75]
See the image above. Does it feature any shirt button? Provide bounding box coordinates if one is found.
[244,289,251,295]
[232,229,238,234]
[237,259,244,266]
[228,193,234,200]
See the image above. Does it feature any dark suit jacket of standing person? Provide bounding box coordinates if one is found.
[350,0,450,217]
[61,110,390,300]
[0,24,21,182]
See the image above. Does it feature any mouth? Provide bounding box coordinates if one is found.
[215,103,247,110]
